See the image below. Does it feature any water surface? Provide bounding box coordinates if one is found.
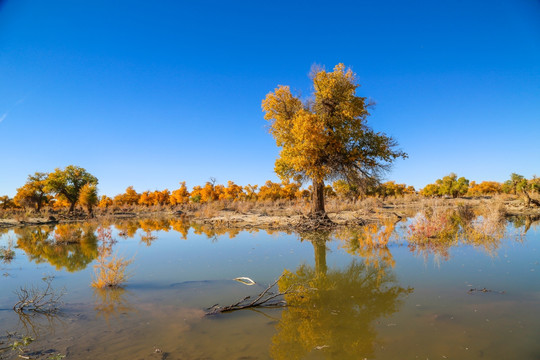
[0,216,539,359]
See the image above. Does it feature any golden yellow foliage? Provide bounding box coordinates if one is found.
[98,195,113,208]
[468,181,502,196]
[263,64,406,213]
[79,183,98,215]
[170,181,190,205]
[113,186,140,206]
[219,181,245,201]
[91,227,132,288]
[14,172,49,211]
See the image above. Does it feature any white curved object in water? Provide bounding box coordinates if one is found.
[233,277,256,286]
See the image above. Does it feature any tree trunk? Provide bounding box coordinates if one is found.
[36,193,45,213]
[69,201,76,213]
[311,179,326,215]
[522,189,540,207]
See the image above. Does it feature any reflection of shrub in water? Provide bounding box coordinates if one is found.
[471,203,507,239]
[0,238,15,263]
[407,204,510,261]
[336,219,397,270]
[93,286,134,323]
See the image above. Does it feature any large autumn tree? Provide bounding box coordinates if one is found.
[46,165,98,212]
[262,64,406,216]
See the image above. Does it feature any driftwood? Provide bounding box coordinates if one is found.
[206,275,291,315]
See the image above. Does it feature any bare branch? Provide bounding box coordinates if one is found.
[206,274,295,315]
[13,276,65,314]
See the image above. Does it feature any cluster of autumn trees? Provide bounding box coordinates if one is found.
[91,179,417,210]
[419,172,540,203]
[0,165,99,214]
[2,65,538,217]
[1,165,538,215]
[0,164,419,214]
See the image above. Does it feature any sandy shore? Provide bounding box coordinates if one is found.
[1,197,539,231]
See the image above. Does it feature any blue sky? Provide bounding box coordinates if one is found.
[1,0,539,197]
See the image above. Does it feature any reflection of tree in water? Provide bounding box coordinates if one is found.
[406,205,513,261]
[272,261,412,359]
[138,218,171,246]
[15,224,98,272]
[191,222,242,240]
[0,227,9,237]
[93,286,134,324]
[296,230,332,275]
[335,219,398,271]
[509,214,540,234]
[271,230,412,360]
[12,219,263,272]
[170,219,190,239]
[114,220,141,238]
[111,218,245,242]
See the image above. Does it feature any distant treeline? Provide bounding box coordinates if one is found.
[0,166,538,213]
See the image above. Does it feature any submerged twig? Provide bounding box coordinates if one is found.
[468,287,505,294]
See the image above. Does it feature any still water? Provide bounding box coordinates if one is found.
[0,216,539,359]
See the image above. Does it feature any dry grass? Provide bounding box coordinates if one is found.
[325,198,360,213]
[473,199,507,238]
[92,253,133,288]
[228,200,256,214]
[193,203,221,218]
[407,207,455,242]
[91,227,133,288]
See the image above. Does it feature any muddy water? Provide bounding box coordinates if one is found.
[0,218,539,359]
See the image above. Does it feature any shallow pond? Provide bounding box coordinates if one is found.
[0,215,539,359]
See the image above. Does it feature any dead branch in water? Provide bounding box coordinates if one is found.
[206,275,291,315]
[13,276,65,314]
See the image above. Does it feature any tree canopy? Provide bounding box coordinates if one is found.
[46,165,98,212]
[14,172,49,211]
[262,64,406,215]
[420,173,470,198]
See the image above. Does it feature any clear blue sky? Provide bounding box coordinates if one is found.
[1,0,539,197]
